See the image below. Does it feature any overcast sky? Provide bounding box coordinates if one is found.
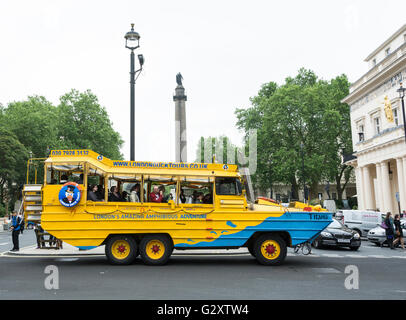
[1,0,405,161]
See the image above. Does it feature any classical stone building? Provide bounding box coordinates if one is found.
[342,24,406,214]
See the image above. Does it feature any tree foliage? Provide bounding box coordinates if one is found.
[235,68,353,200]
[0,89,124,214]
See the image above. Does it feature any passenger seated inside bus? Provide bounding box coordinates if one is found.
[150,185,163,203]
[60,174,68,184]
[180,188,187,203]
[129,184,140,202]
[122,191,129,202]
[88,185,102,201]
[108,186,122,202]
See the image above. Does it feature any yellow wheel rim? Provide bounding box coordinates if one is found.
[260,240,280,260]
[146,239,165,260]
[111,240,131,260]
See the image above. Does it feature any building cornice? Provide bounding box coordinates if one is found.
[364,24,406,62]
[342,49,406,105]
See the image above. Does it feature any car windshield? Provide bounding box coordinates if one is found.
[328,219,343,229]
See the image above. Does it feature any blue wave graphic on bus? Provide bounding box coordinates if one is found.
[175,212,332,248]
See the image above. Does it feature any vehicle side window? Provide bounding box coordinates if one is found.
[215,177,242,196]
[180,179,213,204]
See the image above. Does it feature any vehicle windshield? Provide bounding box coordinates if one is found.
[328,219,343,229]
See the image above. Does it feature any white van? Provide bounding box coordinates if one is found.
[335,210,383,237]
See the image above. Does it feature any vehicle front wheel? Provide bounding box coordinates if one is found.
[254,234,287,266]
[140,234,173,266]
[312,238,322,249]
[105,235,138,265]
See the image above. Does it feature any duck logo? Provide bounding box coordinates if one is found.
[58,182,82,207]
[97,155,103,161]
[223,164,229,170]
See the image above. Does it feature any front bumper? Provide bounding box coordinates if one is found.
[320,238,361,247]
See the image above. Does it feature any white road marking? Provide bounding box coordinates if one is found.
[321,254,344,258]
[0,243,9,246]
[344,255,367,258]
[311,268,341,274]
[368,255,388,258]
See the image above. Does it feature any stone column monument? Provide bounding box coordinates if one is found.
[173,73,187,162]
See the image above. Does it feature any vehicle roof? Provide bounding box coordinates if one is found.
[46,149,240,177]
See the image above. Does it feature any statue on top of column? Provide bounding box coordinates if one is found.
[176,73,183,86]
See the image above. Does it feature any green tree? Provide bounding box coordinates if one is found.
[235,68,353,200]
[57,89,124,159]
[0,128,29,216]
[3,96,59,158]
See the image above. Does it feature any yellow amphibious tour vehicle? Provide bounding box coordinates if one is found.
[23,149,332,266]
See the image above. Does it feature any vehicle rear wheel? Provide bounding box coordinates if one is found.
[105,235,137,265]
[140,234,173,266]
[254,234,287,266]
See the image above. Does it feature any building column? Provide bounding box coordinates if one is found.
[362,165,374,210]
[381,161,393,214]
[355,166,364,210]
[375,163,384,211]
[397,157,406,212]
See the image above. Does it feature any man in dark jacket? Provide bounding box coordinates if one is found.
[10,211,22,252]
[384,212,395,249]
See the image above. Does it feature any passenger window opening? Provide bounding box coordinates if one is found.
[108,175,142,203]
[87,165,106,202]
[46,163,84,185]
[144,175,177,204]
[180,177,214,204]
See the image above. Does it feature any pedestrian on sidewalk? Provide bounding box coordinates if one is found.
[18,213,24,234]
[384,212,395,249]
[10,211,22,252]
[393,214,405,250]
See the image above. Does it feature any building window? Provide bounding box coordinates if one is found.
[385,47,391,56]
[374,117,381,135]
[372,58,377,67]
[393,108,399,126]
[404,34,406,43]
[358,124,364,141]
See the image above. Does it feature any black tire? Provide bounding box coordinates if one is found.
[350,246,360,251]
[312,238,322,249]
[105,235,138,265]
[253,234,287,266]
[140,234,173,266]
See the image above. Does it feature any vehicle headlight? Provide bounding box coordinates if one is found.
[353,233,360,239]
[321,231,332,237]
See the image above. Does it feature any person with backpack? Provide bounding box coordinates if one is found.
[10,211,22,252]
[383,212,395,249]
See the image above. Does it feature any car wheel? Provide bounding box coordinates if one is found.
[254,234,287,266]
[350,246,360,251]
[105,235,138,265]
[140,234,173,266]
[312,238,322,249]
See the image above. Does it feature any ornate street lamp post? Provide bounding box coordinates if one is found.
[397,83,406,144]
[125,24,144,161]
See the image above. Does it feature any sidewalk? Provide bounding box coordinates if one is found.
[3,242,250,257]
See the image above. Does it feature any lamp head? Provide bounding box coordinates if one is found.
[125,23,140,50]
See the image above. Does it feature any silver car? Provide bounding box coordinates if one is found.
[367,220,406,246]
